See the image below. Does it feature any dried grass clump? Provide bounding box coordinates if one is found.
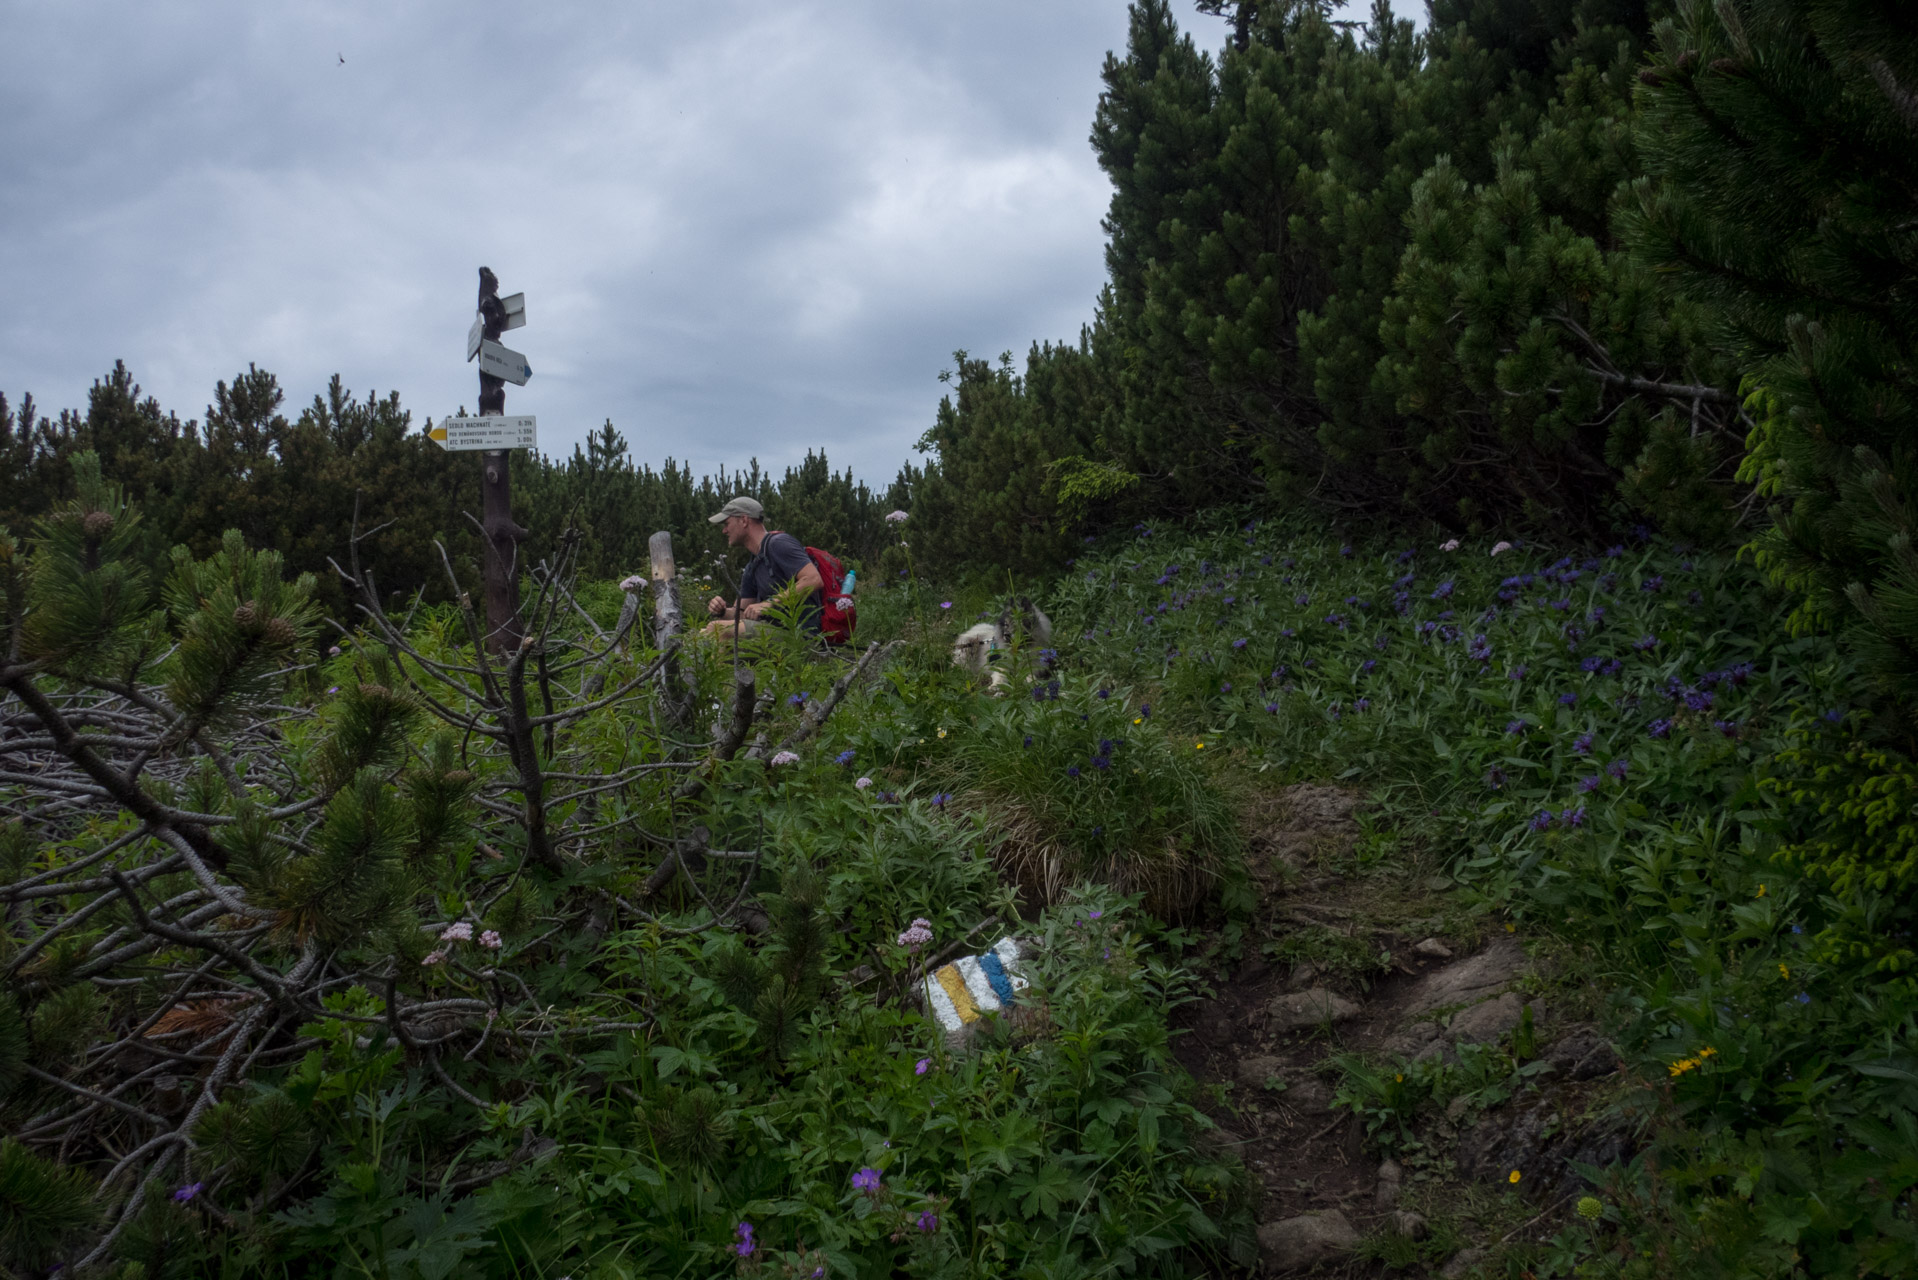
[969,791,1223,921]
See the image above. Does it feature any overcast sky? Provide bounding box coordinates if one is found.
[1,0,1401,490]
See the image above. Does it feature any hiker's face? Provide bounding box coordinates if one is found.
[722,515,749,546]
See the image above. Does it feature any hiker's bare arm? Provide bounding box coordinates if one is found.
[744,565,822,619]
[711,595,758,619]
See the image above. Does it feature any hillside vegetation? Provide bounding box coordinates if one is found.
[6,0,1918,1276]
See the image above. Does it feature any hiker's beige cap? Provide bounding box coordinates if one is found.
[708,496,764,524]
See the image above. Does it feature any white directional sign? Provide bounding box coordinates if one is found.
[466,314,483,361]
[477,339,532,385]
[428,415,538,451]
[501,292,526,330]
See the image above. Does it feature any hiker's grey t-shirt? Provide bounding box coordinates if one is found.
[739,532,821,632]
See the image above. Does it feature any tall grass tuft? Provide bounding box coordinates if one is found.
[946,684,1237,918]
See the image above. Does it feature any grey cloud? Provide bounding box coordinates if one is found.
[1,0,1133,485]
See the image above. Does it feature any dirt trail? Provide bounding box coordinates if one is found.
[1173,785,1639,1277]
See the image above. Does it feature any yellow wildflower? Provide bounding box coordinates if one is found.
[1779,963,1790,979]
[1508,1170,1522,1184]
[1195,742,1206,750]
[1756,884,1767,897]
[1133,717,1142,725]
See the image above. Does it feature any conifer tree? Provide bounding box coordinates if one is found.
[1626,0,1918,705]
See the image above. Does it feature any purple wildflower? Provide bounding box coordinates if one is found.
[1649,719,1673,739]
[1559,693,1577,706]
[1573,732,1594,754]
[1579,775,1601,793]
[172,1182,204,1203]
[852,1167,882,1192]
[1713,719,1739,737]
[1561,805,1587,828]
[915,1057,931,1075]
[835,749,856,766]
[735,1222,756,1258]
[917,1210,940,1232]
[1633,635,1659,651]
[1529,810,1554,832]
[1605,758,1629,780]
[1486,766,1507,790]
[1506,720,1528,735]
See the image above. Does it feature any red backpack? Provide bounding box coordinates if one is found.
[768,532,856,645]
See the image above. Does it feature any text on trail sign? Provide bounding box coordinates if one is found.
[477,339,532,385]
[429,415,538,451]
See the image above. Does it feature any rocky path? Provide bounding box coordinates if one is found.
[1172,785,1641,1277]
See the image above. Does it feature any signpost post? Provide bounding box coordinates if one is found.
[468,266,534,654]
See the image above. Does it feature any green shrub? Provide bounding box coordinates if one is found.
[945,682,1239,918]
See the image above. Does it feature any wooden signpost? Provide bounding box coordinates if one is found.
[466,266,534,654]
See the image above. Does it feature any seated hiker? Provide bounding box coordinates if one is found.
[702,496,822,637]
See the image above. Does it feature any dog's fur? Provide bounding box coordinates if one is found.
[953,598,1053,690]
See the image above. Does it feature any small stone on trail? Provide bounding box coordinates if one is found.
[1381,1020,1439,1056]
[1269,986,1361,1030]
[1414,937,1453,959]
[1448,992,1529,1045]
[1257,1209,1360,1272]
[1283,1076,1335,1116]
[1445,1095,1473,1124]
[1234,1055,1288,1091]
[1441,1245,1489,1278]
[1285,960,1321,990]
[1543,1024,1617,1080]
[1375,1157,1403,1208]
[1390,1209,1429,1240]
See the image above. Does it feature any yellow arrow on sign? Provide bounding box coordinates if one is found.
[429,425,448,442]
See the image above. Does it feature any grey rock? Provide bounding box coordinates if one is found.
[1278,783,1362,828]
[1375,1157,1402,1209]
[1269,986,1361,1030]
[1286,960,1323,991]
[1441,1245,1490,1278]
[1381,1020,1440,1056]
[1235,1055,1289,1092]
[1401,939,1528,1018]
[1543,1024,1617,1081]
[1449,992,1527,1046]
[1414,937,1454,959]
[1283,1076,1336,1116]
[1390,1209,1429,1240]
[1445,1095,1473,1124]
[1256,1209,1360,1272]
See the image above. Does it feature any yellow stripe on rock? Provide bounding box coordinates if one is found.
[936,965,980,1023]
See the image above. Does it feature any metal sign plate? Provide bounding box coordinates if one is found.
[428,415,537,451]
[477,339,532,385]
[466,313,483,361]
[501,292,526,331]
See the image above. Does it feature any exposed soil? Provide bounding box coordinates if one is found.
[1172,783,1646,1277]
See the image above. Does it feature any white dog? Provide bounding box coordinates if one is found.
[953,598,1053,691]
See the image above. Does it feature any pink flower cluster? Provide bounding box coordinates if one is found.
[421,921,501,966]
[770,750,801,766]
[896,917,932,950]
